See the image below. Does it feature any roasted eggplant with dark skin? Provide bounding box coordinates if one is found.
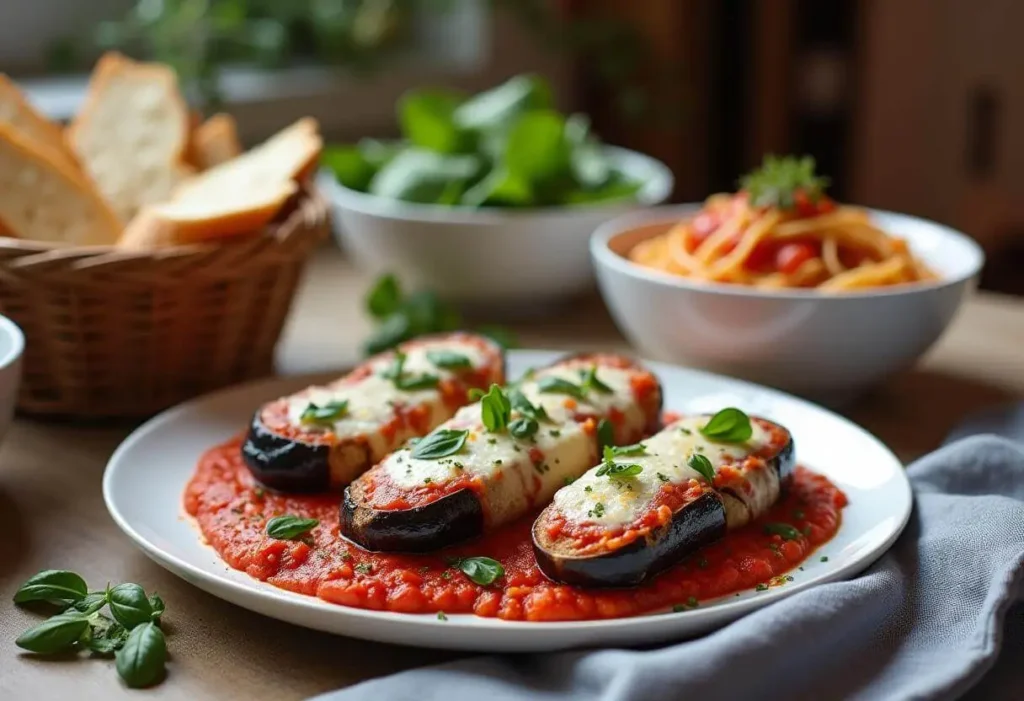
[242,333,504,493]
[342,353,663,553]
[532,412,795,588]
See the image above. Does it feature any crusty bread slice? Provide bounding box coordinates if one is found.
[117,180,297,250]
[187,113,242,170]
[0,123,121,245]
[174,117,321,201]
[0,74,79,172]
[67,52,192,223]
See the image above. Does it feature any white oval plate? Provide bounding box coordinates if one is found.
[103,350,911,652]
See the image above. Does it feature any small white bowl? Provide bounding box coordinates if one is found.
[590,205,984,404]
[320,146,673,309]
[0,314,24,441]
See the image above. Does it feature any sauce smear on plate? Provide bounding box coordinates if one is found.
[185,437,846,621]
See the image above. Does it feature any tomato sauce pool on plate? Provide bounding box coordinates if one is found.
[184,437,847,621]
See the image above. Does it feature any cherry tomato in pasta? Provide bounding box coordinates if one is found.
[776,243,818,275]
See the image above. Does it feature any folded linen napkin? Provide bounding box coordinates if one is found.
[316,434,1024,701]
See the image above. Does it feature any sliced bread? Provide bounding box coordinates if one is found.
[0,74,79,171]
[117,180,297,250]
[66,52,192,223]
[174,117,321,201]
[0,122,121,245]
[187,113,242,170]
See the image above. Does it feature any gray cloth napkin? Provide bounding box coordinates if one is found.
[316,434,1024,701]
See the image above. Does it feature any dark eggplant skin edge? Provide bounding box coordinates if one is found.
[242,409,333,493]
[241,333,508,494]
[341,352,664,553]
[533,492,727,588]
[342,481,484,553]
[532,420,796,588]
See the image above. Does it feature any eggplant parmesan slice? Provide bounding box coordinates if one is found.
[342,353,663,552]
[532,414,794,588]
[242,332,504,493]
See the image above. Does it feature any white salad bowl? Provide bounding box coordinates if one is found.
[320,146,673,310]
[591,205,984,404]
[0,314,24,443]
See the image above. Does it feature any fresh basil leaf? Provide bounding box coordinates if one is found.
[480,384,511,432]
[15,611,90,654]
[537,376,585,400]
[411,429,469,459]
[580,366,613,394]
[357,138,402,169]
[453,74,553,131]
[763,523,802,541]
[399,88,467,153]
[72,592,108,615]
[106,583,153,630]
[116,622,166,689]
[508,417,539,440]
[468,387,486,401]
[266,515,319,540]
[300,400,348,425]
[322,145,375,191]
[564,171,643,205]
[687,453,716,483]
[148,594,165,622]
[13,570,88,606]
[403,290,463,334]
[571,142,612,190]
[509,389,548,422]
[366,273,402,320]
[504,109,571,183]
[699,408,753,443]
[607,443,646,457]
[596,419,615,455]
[396,373,440,391]
[426,349,472,369]
[456,557,505,586]
[595,461,643,479]
[369,149,480,204]
[86,615,129,657]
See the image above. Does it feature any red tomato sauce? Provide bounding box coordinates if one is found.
[186,435,846,621]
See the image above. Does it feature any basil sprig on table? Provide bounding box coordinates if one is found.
[361,273,517,356]
[266,515,320,540]
[300,400,349,425]
[699,408,753,443]
[450,557,505,586]
[13,569,168,688]
[412,428,470,459]
[687,453,716,483]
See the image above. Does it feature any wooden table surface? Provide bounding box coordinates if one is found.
[2,250,1023,699]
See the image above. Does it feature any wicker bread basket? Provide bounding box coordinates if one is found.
[0,190,329,418]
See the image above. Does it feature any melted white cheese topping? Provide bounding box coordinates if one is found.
[284,339,490,458]
[553,416,771,527]
[381,361,650,527]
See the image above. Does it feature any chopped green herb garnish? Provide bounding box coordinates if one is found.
[437,611,448,620]
[537,376,585,400]
[509,416,539,440]
[739,154,830,210]
[381,351,440,391]
[584,485,592,493]
[657,472,670,483]
[411,429,469,459]
[299,400,349,425]
[607,443,646,457]
[426,349,472,369]
[755,583,769,592]
[579,366,613,394]
[763,523,801,541]
[687,453,715,483]
[354,563,373,575]
[820,556,829,563]
[596,419,615,455]
[587,502,605,518]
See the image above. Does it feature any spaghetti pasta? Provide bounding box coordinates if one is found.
[628,156,936,291]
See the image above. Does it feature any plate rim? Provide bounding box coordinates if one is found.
[103,349,913,641]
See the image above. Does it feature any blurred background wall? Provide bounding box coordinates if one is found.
[2,0,1021,292]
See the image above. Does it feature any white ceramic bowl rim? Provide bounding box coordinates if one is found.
[591,204,985,301]
[319,145,674,224]
[0,315,24,371]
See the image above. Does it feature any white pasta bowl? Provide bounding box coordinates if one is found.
[320,146,673,310]
[0,314,23,443]
[591,205,984,403]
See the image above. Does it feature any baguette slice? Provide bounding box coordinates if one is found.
[118,180,297,250]
[0,74,79,171]
[67,52,192,223]
[174,117,321,201]
[187,113,242,170]
[0,123,121,245]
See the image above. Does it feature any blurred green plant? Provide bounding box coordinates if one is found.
[56,0,669,121]
[322,74,645,207]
